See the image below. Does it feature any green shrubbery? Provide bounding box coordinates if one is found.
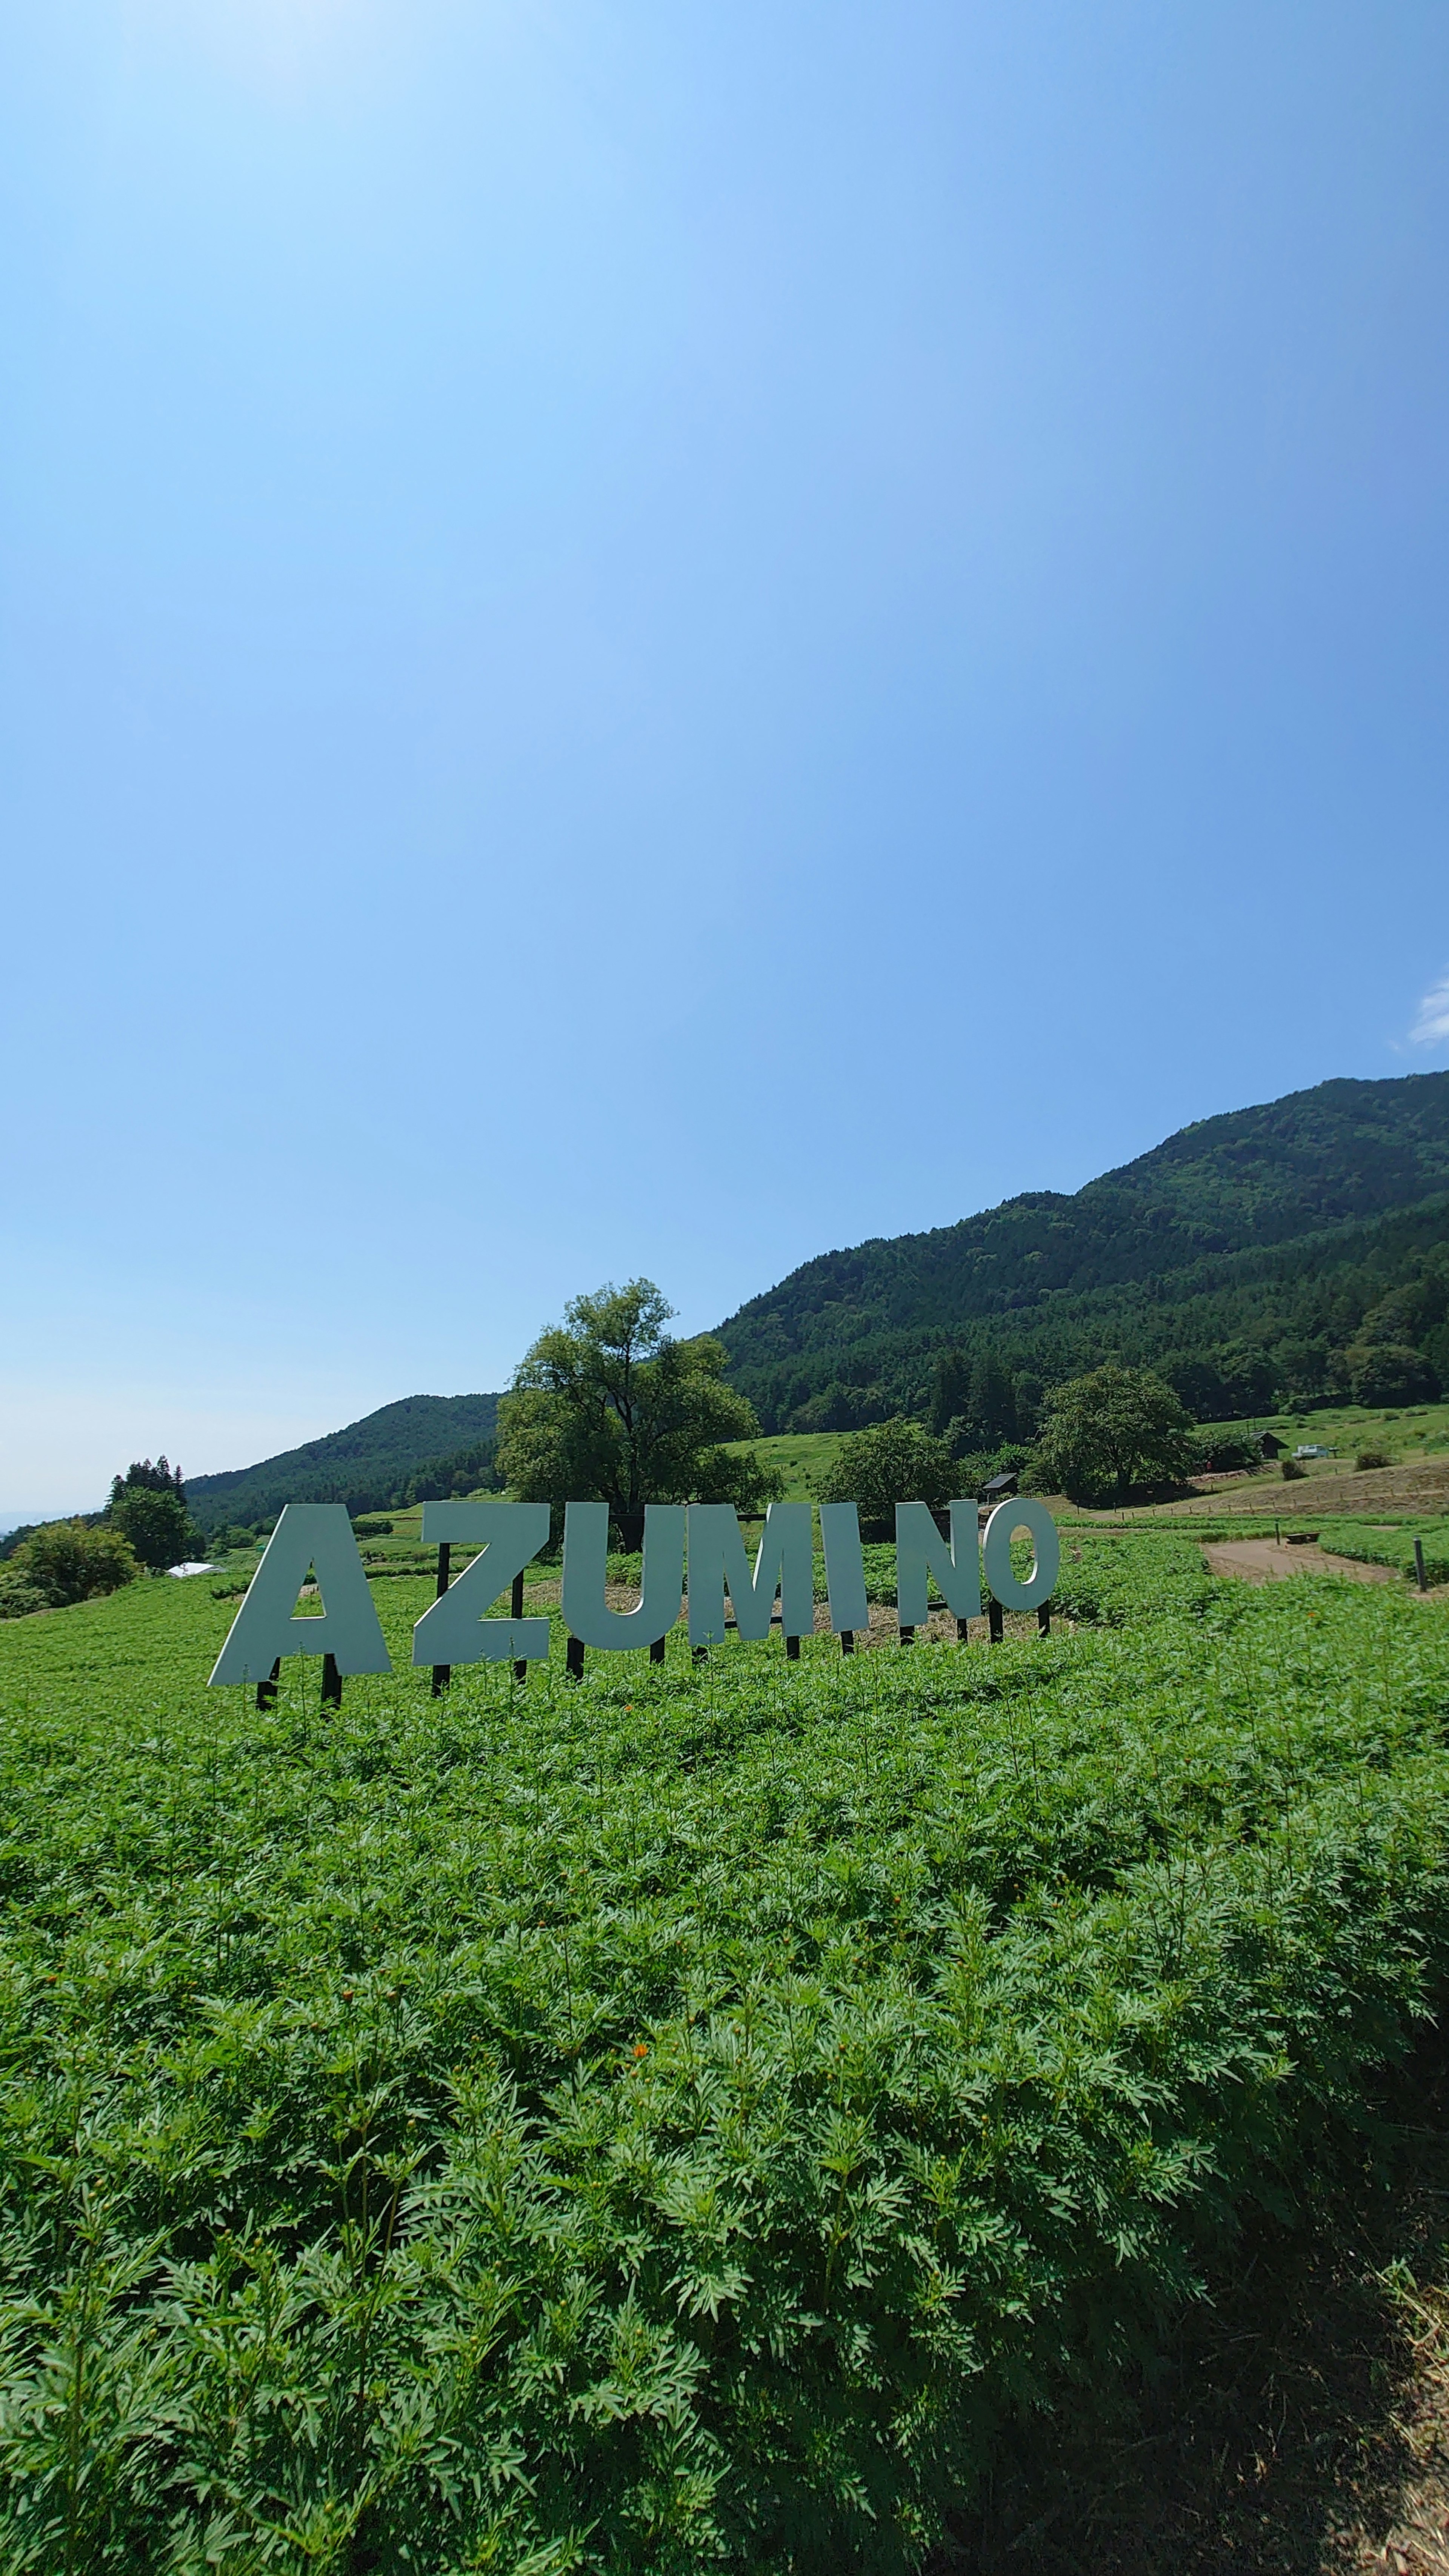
[0,1519,137,1618]
[1,1557,1447,2570]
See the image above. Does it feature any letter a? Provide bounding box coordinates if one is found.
[209,1504,391,1685]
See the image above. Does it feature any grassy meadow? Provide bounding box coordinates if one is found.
[3,1543,1449,2571]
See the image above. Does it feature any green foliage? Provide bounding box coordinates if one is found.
[1,1519,138,1614]
[107,1483,197,1574]
[1032,1365,1198,1504]
[1343,1341,1440,1406]
[498,1279,779,1547]
[1355,1447,1392,1472]
[1,1565,1448,2570]
[108,1453,186,1510]
[817,1417,958,1541]
[351,1517,395,1539]
[1282,1458,1309,1481]
[1191,1429,1263,1472]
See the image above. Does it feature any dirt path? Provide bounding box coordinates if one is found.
[1202,1537,1400,1586]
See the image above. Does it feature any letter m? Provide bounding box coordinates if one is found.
[687,1502,813,1648]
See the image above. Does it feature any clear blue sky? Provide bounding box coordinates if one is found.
[3,1,1448,1521]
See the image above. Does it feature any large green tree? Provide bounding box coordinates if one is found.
[108,1464,200,1574]
[1032,1363,1198,1505]
[497,1280,781,1549]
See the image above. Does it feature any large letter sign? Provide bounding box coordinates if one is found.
[411,1501,551,1667]
[209,1503,392,1685]
[560,1501,685,1650]
[686,1501,813,1647]
[209,1489,1063,1685]
[980,1497,1060,1610]
[894,1500,981,1629]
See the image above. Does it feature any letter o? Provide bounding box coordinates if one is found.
[981,1498,1060,1612]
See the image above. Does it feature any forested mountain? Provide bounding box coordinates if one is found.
[186,1393,502,1533]
[714,1074,1449,1434]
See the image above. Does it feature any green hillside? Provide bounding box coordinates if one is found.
[185,1391,503,1533]
[714,1073,1449,1433]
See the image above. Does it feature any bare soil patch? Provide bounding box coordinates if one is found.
[1203,1538,1400,1588]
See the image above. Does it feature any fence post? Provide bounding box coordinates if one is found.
[1415,1538,1429,1593]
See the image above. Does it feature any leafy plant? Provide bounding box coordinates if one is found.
[2,1519,137,1612]
[2,1549,1448,2571]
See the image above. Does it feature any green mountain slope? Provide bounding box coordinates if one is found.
[715,1073,1449,1430]
[186,1392,503,1532]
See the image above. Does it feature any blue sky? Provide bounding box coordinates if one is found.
[3,0,1447,1520]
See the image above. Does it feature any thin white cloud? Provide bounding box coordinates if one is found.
[1409,969,1449,1049]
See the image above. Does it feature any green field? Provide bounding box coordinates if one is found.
[1203,1396,1449,1466]
[721,1430,843,1503]
[3,1555,1449,2572]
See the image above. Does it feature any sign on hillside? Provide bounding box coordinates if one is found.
[209,1496,1060,1686]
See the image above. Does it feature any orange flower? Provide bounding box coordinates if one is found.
[633,2042,648,2058]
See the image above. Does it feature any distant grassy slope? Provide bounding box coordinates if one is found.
[714,1074,1449,1430]
[720,1431,843,1503]
[186,1392,503,1530]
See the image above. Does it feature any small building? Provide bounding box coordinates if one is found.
[1258,1431,1286,1459]
[980,1470,1019,1503]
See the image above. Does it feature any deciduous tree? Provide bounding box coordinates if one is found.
[497,1279,780,1549]
[1033,1364,1198,1505]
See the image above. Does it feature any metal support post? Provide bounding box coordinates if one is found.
[431,1541,452,1696]
[512,1570,528,1680]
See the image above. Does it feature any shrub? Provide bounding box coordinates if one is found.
[1281,1457,1308,1480]
[816,1416,957,1539]
[0,1570,49,1620]
[1355,1447,1392,1471]
[7,1519,138,1607]
[1192,1431,1262,1473]
[351,1516,395,1538]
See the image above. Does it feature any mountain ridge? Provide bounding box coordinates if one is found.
[712,1072,1449,1430]
[184,1071,1449,1523]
